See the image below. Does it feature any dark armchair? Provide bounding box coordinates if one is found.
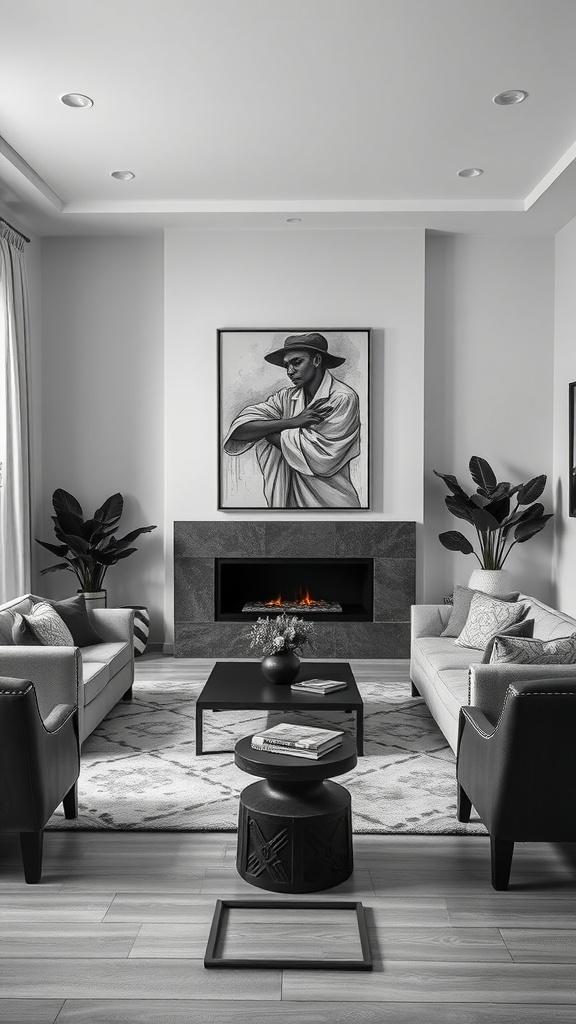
[0,676,80,883]
[457,676,576,890]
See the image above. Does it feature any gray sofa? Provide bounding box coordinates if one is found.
[410,593,576,753]
[0,594,134,746]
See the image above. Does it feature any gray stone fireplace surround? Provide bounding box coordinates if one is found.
[174,521,415,659]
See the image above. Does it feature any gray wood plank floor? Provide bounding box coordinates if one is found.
[0,655,575,1023]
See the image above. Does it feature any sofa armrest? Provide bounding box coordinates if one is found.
[411,604,452,640]
[88,607,135,645]
[0,646,82,734]
[468,662,576,725]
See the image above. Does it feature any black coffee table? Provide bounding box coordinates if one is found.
[235,734,358,893]
[195,660,364,756]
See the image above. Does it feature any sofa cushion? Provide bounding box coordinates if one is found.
[518,594,576,642]
[455,592,529,650]
[81,641,131,678]
[490,633,576,665]
[82,661,111,703]
[481,617,535,664]
[0,598,33,644]
[47,594,104,647]
[441,585,520,638]
[17,602,74,646]
[412,636,476,676]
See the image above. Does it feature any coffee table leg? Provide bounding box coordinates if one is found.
[196,706,204,755]
[356,709,364,756]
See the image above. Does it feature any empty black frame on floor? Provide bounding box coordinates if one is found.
[565,380,569,516]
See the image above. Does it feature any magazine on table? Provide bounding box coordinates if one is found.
[251,722,344,751]
[251,735,343,759]
[291,678,348,694]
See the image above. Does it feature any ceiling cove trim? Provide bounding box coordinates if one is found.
[0,136,64,212]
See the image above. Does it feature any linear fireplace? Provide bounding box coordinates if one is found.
[174,521,415,659]
[215,557,373,622]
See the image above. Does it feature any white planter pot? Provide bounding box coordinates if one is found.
[81,590,107,610]
[468,569,512,597]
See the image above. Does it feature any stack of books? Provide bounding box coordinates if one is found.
[251,722,344,760]
[291,678,347,694]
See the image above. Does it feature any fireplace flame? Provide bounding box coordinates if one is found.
[264,588,327,608]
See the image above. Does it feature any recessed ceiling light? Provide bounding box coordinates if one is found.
[458,167,483,178]
[286,217,302,223]
[110,170,135,181]
[60,93,93,108]
[493,89,528,106]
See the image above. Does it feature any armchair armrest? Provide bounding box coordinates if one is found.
[411,604,451,639]
[468,662,576,725]
[0,646,81,720]
[43,703,76,733]
[88,607,134,645]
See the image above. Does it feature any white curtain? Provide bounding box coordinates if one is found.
[0,223,32,601]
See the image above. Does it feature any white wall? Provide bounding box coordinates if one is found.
[39,236,165,639]
[424,233,555,604]
[553,217,576,616]
[164,228,427,640]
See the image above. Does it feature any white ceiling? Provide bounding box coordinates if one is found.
[2,0,576,236]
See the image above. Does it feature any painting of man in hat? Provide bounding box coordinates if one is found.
[219,329,370,509]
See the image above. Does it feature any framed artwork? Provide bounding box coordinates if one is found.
[218,328,371,510]
[565,380,569,516]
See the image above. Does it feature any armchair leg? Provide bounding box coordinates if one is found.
[491,838,514,891]
[20,831,43,884]
[410,681,420,697]
[457,784,472,822]
[63,781,78,819]
[122,685,133,702]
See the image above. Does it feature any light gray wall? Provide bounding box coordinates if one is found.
[424,233,555,604]
[39,235,165,639]
[553,216,576,616]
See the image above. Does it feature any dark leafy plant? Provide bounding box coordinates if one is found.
[36,489,157,592]
[434,456,553,570]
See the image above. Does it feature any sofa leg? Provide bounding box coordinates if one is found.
[491,838,514,891]
[63,781,78,819]
[457,784,472,823]
[20,831,43,884]
[122,685,133,702]
[410,681,420,697]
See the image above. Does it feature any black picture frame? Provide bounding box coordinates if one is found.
[204,899,373,970]
[217,328,371,511]
[565,380,569,516]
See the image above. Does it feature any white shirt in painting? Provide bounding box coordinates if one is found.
[223,370,361,508]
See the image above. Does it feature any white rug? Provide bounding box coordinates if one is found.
[48,677,486,834]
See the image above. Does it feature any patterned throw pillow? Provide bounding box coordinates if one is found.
[455,591,529,650]
[14,601,74,647]
[481,618,535,664]
[490,633,576,665]
[441,585,520,638]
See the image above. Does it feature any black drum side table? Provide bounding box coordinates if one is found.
[234,734,357,894]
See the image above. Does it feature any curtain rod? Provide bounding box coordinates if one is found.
[0,217,30,244]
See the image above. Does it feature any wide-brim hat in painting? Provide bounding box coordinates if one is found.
[264,332,346,368]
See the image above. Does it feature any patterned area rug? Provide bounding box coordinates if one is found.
[48,677,486,834]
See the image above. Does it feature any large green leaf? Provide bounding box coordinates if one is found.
[57,533,92,556]
[35,539,69,557]
[469,456,497,492]
[52,508,85,539]
[518,475,546,505]
[515,515,554,543]
[52,489,83,519]
[97,547,138,565]
[433,470,468,498]
[39,562,73,575]
[438,531,474,554]
[445,494,475,523]
[469,507,501,532]
[94,493,124,524]
[485,495,510,524]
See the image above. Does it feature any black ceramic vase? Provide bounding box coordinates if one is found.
[260,649,301,685]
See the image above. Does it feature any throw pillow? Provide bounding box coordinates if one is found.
[481,618,535,664]
[47,594,104,647]
[12,613,41,646]
[441,585,520,638]
[490,633,576,665]
[0,609,17,645]
[18,601,74,647]
[455,591,529,650]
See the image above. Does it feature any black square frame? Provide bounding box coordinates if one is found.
[204,898,372,970]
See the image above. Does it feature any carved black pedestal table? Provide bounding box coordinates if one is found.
[235,735,357,894]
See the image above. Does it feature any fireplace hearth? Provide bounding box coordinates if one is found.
[215,557,373,622]
[174,521,415,659]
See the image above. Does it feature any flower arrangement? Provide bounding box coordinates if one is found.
[246,613,315,657]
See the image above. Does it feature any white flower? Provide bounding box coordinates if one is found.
[273,635,285,649]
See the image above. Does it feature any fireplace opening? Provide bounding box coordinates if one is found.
[215,558,373,622]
